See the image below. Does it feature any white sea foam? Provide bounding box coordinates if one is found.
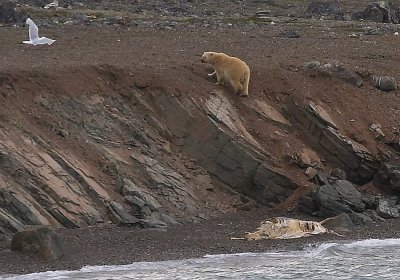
[203,252,260,259]
[343,238,400,248]
[203,242,339,260]
[302,242,338,257]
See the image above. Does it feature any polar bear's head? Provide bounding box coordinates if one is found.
[201,52,217,64]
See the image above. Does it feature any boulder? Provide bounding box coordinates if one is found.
[10,226,63,260]
[348,211,374,225]
[316,180,365,212]
[372,75,397,92]
[352,2,400,23]
[318,197,353,217]
[321,213,355,232]
[376,198,399,218]
[318,199,372,225]
[305,1,344,20]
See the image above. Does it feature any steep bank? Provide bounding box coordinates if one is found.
[0,61,300,233]
[0,24,399,236]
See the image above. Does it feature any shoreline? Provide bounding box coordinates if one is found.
[1,208,400,275]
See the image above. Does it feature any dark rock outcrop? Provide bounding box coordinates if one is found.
[299,180,384,225]
[289,101,378,184]
[160,90,298,206]
[305,1,344,20]
[316,180,366,213]
[298,176,400,224]
[352,2,400,23]
[317,197,373,225]
[122,179,177,226]
[107,202,141,227]
[251,164,297,205]
[10,226,63,260]
[0,137,110,235]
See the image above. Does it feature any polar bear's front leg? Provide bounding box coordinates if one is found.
[216,71,225,86]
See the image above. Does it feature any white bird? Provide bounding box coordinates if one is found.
[22,18,56,46]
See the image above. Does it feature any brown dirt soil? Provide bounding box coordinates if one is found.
[1,1,400,274]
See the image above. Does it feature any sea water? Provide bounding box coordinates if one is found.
[2,239,400,280]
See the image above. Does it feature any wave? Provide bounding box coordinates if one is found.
[206,238,400,260]
[343,238,400,248]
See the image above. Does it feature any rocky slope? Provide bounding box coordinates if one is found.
[1,0,400,239]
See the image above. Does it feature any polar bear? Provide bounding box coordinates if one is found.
[201,51,250,97]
